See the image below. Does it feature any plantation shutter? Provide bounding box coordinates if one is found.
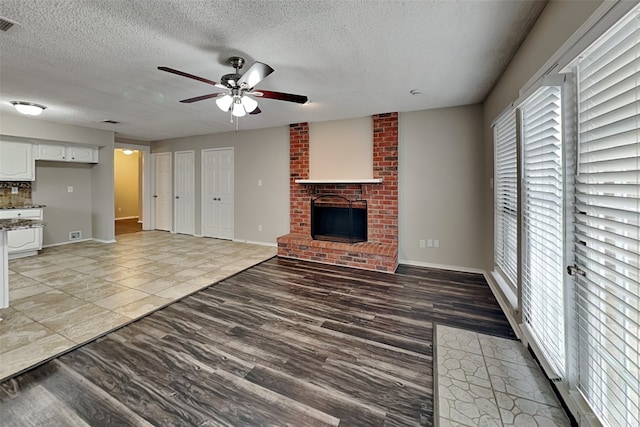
[494,111,519,286]
[520,85,566,376]
[574,8,640,427]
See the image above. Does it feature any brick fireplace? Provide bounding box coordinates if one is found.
[276,112,399,272]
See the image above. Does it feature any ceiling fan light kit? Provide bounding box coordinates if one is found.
[232,97,246,117]
[158,56,308,125]
[240,95,258,113]
[215,94,233,112]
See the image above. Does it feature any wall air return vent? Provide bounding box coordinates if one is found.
[0,17,18,32]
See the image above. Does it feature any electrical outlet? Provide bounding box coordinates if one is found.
[419,239,425,248]
[11,187,18,194]
[118,207,122,212]
[258,224,262,232]
[69,231,81,240]
[67,186,73,193]
[434,239,440,248]
[428,239,434,248]
[258,179,263,186]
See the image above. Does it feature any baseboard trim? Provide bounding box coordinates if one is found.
[233,238,277,247]
[42,238,93,248]
[92,238,117,244]
[115,216,139,221]
[398,259,484,274]
[483,270,522,340]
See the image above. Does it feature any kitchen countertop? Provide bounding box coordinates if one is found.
[0,219,45,231]
[0,205,46,210]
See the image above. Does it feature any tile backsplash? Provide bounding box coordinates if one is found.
[0,182,32,207]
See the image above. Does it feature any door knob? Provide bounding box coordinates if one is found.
[175,196,179,199]
[153,195,158,198]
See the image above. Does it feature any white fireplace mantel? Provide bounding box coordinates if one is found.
[295,178,383,184]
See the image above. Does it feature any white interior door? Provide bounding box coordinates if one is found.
[174,151,195,235]
[153,153,172,231]
[202,148,234,240]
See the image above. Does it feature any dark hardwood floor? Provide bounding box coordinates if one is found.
[0,258,515,426]
[115,218,143,235]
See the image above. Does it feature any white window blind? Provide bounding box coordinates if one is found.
[574,7,639,427]
[520,85,566,377]
[494,112,519,287]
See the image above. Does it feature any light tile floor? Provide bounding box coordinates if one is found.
[0,231,276,381]
[436,325,570,427]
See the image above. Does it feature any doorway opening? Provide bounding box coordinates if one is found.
[114,143,152,237]
[114,148,141,235]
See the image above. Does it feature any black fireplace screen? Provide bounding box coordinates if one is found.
[311,195,367,243]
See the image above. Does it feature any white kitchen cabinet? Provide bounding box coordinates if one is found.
[0,209,43,258]
[36,143,67,161]
[0,141,35,181]
[8,227,42,255]
[67,145,97,162]
[36,143,98,163]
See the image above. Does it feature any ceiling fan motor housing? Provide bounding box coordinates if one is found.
[221,73,243,88]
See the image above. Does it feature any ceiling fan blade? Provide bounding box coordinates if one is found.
[239,62,274,89]
[250,90,308,104]
[158,66,222,87]
[179,93,223,103]
[249,106,262,115]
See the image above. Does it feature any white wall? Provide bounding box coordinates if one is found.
[152,126,289,244]
[399,105,484,269]
[0,113,115,244]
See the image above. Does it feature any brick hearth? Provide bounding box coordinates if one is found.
[277,113,399,272]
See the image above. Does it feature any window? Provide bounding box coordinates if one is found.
[520,85,566,377]
[492,3,640,426]
[494,111,519,288]
[573,8,639,426]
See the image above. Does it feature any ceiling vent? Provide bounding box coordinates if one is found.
[102,120,120,124]
[0,17,18,32]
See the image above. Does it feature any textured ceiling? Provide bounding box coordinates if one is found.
[0,0,546,141]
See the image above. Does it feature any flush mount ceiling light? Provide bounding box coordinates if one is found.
[121,149,135,155]
[10,101,46,116]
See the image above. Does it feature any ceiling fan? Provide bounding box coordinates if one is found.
[158,56,308,118]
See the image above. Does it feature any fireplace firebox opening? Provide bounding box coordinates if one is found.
[311,195,367,243]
